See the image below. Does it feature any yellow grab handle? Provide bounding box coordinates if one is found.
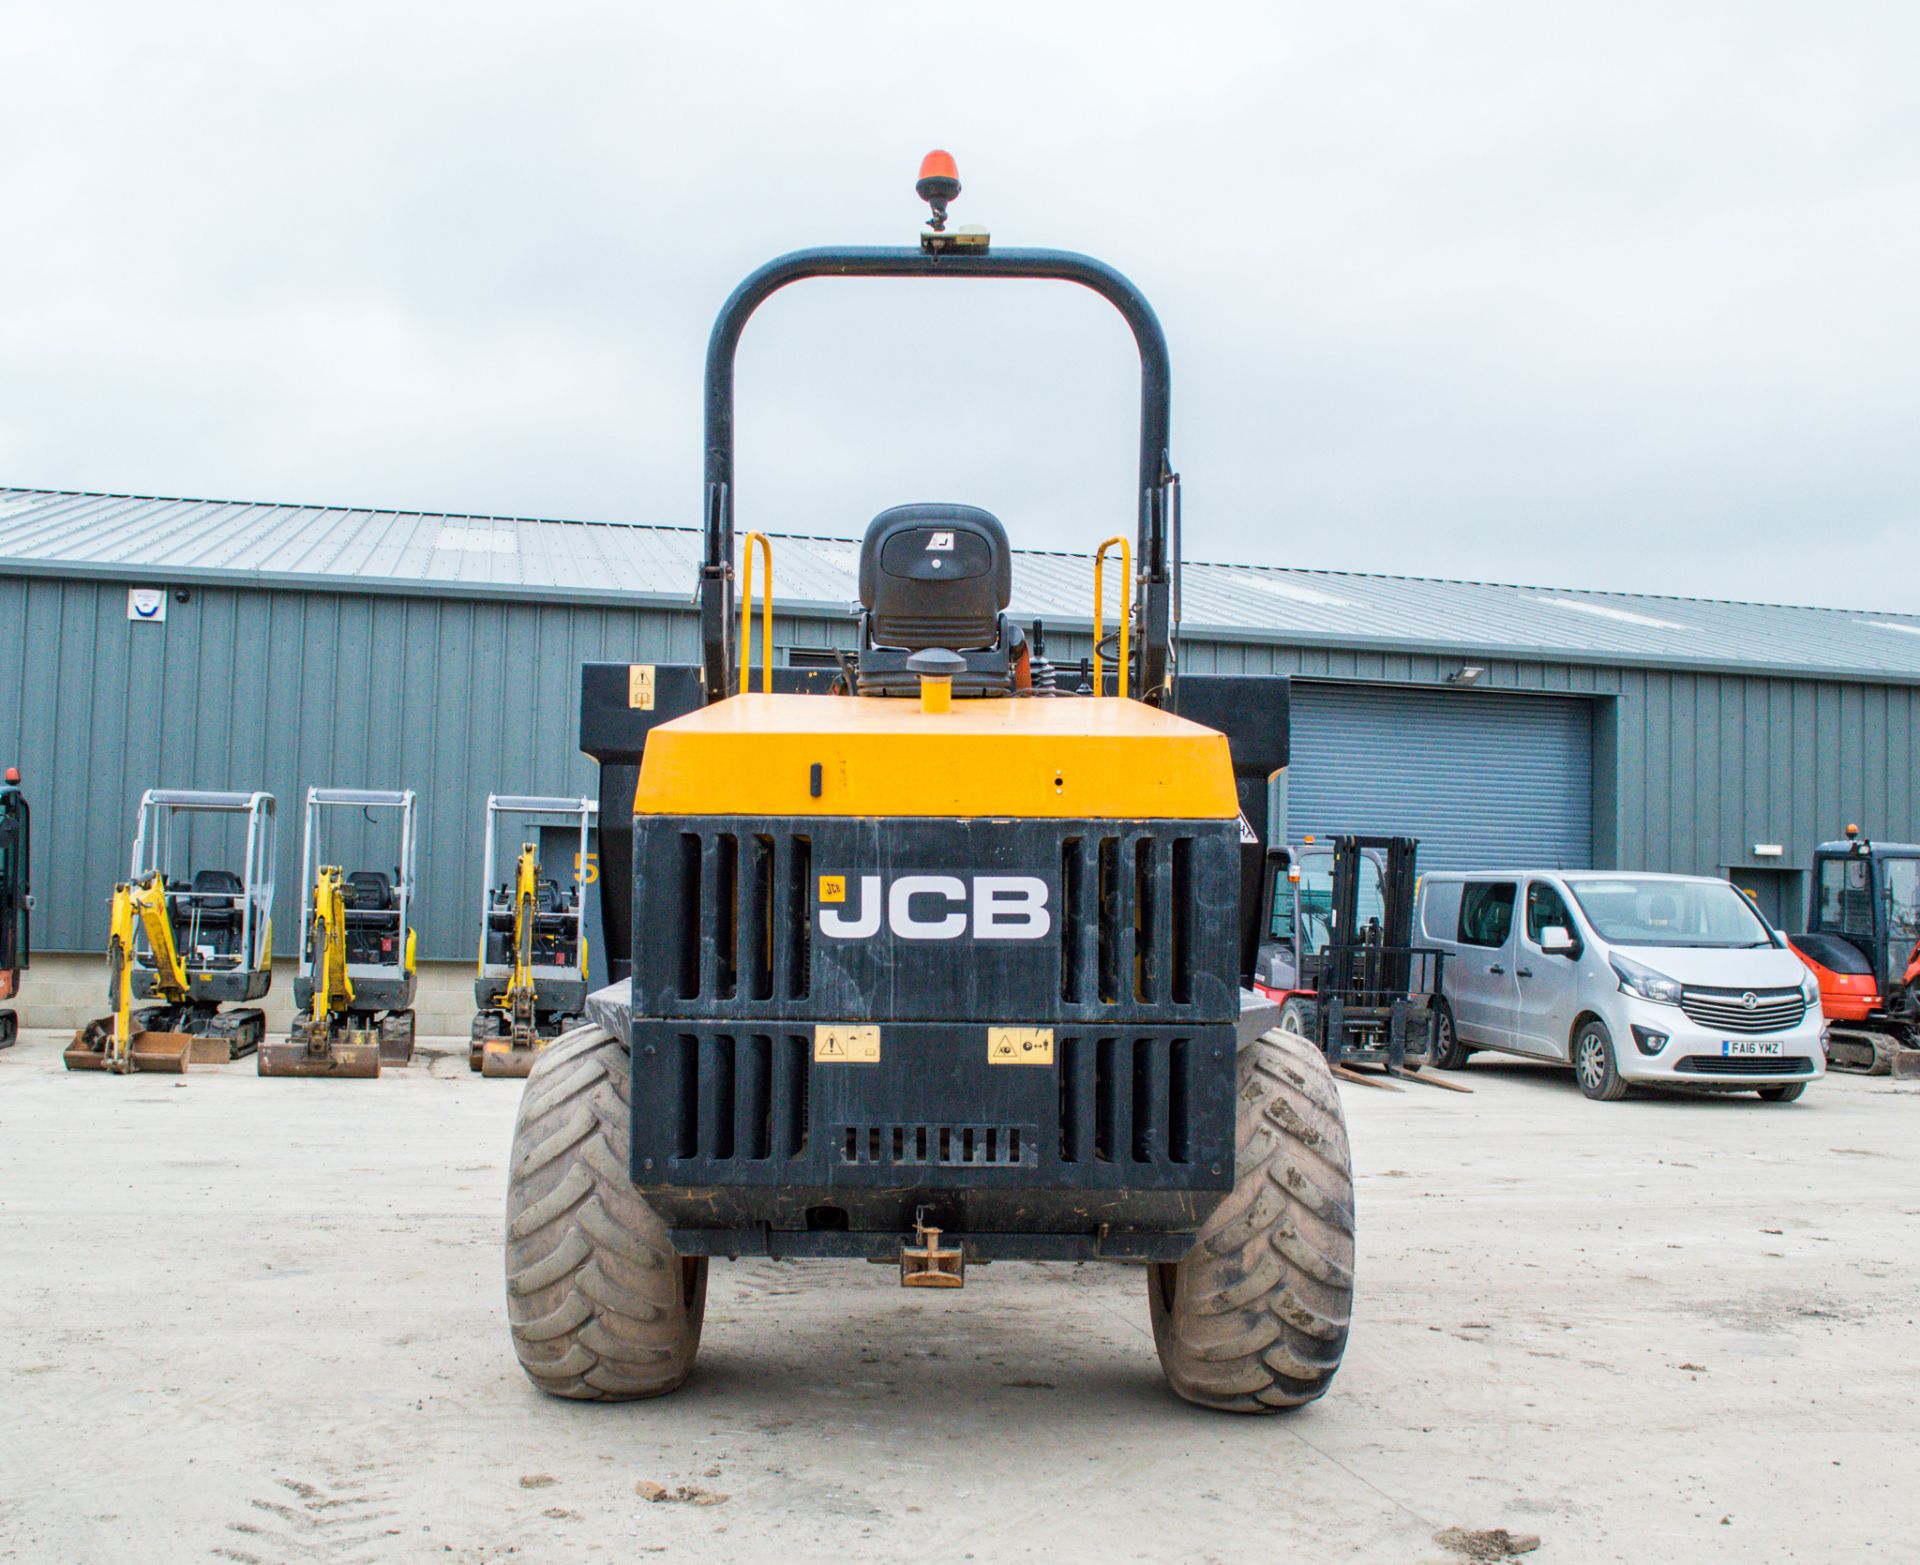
[739,531,774,695]
[1093,535,1133,699]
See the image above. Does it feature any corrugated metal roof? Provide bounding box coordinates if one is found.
[3,485,1918,682]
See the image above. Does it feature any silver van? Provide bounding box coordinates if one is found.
[1415,871,1826,1101]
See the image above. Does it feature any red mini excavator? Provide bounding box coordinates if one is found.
[1788,825,1920,1076]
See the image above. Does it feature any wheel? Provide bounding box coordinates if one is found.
[1276,996,1319,1046]
[1148,1026,1356,1411]
[1572,1018,1627,1101]
[504,1022,708,1400]
[1429,1002,1469,1070]
[1757,1082,1807,1103]
[0,1010,15,1048]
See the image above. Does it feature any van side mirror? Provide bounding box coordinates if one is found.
[1541,925,1578,955]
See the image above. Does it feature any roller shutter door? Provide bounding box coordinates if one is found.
[1285,683,1593,871]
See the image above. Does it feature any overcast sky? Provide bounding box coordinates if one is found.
[2,3,1915,610]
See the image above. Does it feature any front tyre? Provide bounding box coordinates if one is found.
[1430,1001,1470,1070]
[1572,1018,1628,1102]
[1756,1082,1807,1103]
[1149,1027,1356,1411]
[504,1022,708,1400]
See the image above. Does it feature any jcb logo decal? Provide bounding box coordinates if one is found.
[818,874,1051,941]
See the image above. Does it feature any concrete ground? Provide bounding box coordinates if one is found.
[1,1032,1914,1565]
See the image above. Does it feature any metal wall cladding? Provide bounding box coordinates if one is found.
[1179,642,1920,897]
[10,556,1920,966]
[0,574,702,959]
[1287,683,1595,871]
[628,815,1243,1026]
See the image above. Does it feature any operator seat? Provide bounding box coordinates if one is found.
[190,868,245,957]
[853,503,1019,697]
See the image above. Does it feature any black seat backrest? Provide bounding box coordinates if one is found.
[191,868,244,912]
[537,879,563,913]
[859,503,1010,652]
[346,870,393,911]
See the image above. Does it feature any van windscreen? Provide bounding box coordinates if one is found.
[1566,878,1774,948]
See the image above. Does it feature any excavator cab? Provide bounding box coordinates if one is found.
[0,766,28,1048]
[66,789,276,1073]
[470,793,595,1076]
[1791,825,1920,1075]
[259,788,420,1079]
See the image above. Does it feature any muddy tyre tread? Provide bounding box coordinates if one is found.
[504,1022,706,1401]
[1149,1027,1356,1412]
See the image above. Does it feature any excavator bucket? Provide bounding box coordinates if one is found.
[62,1017,194,1073]
[479,1039,542,1078]
[258,1031,381,1079]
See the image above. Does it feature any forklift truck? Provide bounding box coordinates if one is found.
[260,788,420,1078]
[501,153,1351,1413]
[470,794,594,1076]
[0,767,28,1047]
[1252,834,1445,1070]
[66,790,276,1072]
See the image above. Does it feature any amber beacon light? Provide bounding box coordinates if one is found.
[915,149,961,230]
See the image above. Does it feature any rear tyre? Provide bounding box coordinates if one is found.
[1756,1082,1807,1103]
[1572,1018,1628,1101]
[1429,1002,1469,1070]
[505,1022,708,1400]
[1149,1027,1356,1411]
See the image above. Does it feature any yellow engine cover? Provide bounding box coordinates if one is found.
[635,693,1238,820]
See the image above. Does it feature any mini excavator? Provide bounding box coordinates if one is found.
[470,794,593,1077]
[66,789,276,1072]
[260,788,419,1079]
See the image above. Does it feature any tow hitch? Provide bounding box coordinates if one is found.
[900,1209,964,1289]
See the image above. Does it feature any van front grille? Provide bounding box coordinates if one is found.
[1679,987,1806,1033]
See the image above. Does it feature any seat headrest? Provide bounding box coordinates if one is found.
[192,869,244,897]
[858,503,1011,611]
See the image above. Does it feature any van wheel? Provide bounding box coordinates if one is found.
[504,1022,708,1399]
[1148,1027,1355,1411]
[1429,1002,1469,1070]
[1572,1019,1628,1102]
[1757,1082,1807,1103]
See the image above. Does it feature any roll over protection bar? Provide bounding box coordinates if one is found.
[700,246,1178,706]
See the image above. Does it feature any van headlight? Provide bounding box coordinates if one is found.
[1610,953,1683,1006]
[1802,973,1821,1006]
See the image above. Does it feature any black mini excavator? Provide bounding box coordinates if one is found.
[66,790,277,1073]
[0,766,31,1048]
[260,788,420,1079]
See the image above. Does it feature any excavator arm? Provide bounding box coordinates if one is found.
[506,844,540,1047]
[308,866,354,1025]
[64,873,196,1073]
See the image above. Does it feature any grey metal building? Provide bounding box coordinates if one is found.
[5,484,1919,955]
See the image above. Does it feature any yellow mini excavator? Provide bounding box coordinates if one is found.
[260,787,419,1078]
[470,794,594,1077]
[66,790,278,1072]
[64,875,206,1072]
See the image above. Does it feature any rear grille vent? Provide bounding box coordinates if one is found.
[669,1032,811,1163]
[1679,987,1806,1033]
[667,831,812,1005]
[1056,1034,1195,1166]
[1058,833,1198,1007]
[835,1123,1035,1167]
